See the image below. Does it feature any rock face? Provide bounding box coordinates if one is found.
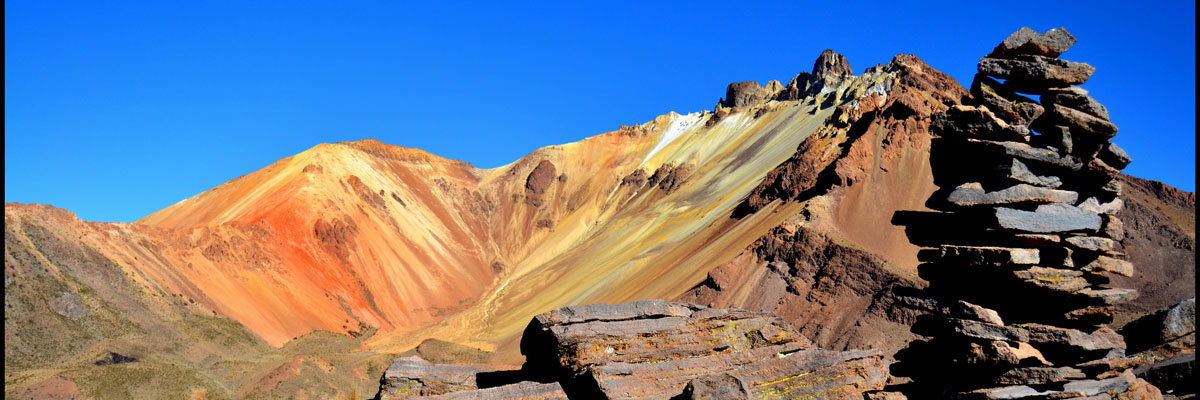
[378,301,887,399]
[891,27,1164,399]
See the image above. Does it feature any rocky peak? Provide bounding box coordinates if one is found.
[812,48,853,80]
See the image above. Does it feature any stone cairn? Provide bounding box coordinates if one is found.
[890,27,1163,399]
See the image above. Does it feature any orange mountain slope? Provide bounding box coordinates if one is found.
[6,52,957,354]
[11,49,1192,367]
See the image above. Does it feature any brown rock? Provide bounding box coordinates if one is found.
[525,160,557,207]
[931,105,1031,141]
[681,373,748,400]
[987,27,1078,59]
[978,55,1095,88]
[722,81,773,108]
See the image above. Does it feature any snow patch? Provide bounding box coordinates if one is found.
[642,112,702,164]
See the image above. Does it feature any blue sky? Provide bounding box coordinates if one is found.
[5,1,1195,222]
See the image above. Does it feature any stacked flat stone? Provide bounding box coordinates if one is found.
[901,27,1162,399]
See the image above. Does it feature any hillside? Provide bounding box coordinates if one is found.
[5,47,1194,399]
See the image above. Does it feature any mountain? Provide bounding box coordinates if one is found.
[5,49,1193,399]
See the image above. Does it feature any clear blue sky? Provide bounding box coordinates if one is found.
[6,1,1195,222]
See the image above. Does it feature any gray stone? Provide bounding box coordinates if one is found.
[978,55,1095,87]
[1000,158,1063,188]
[970,139,1084,171]
[1042,87,1111,120]
[378,356,489,398]
[1046,103,1118,141]
[1163,298,1195,341]
[1077,288,1138,305]
[947,182,1078,207]
[1065,236,1120,255]
[49,291,87,320]
[1098,143,1131,170]
[994,203,1101,233]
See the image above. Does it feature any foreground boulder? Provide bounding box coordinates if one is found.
[378,300,887,399]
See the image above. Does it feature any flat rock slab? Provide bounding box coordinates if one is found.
[588,346,885,400]
[405,381,569,400]
[524,302,810,372]
[927,245,1041,266]
[378,356,492,398]
[994,203,1101,233]
[987,27,1077,59]
[947,182,1078,207]
[978,55,1095,88]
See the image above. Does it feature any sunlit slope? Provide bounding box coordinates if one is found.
[131,50,910,353]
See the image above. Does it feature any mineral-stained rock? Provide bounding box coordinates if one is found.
[978,55,1095,88]
[994,203,1101,233]
[680,373,748,400]
[1082,256,1135,277]
[1063,306,1116,327]
[972,75,1045,126]
[946,182,1078,207]
[987,27,1077,59]
[1041,86,1111,120]
[1014,267,1091,293]
[377,356,489,398]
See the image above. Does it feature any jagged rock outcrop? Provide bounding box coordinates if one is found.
[378,301,887,399]
[890,27,1164,399]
